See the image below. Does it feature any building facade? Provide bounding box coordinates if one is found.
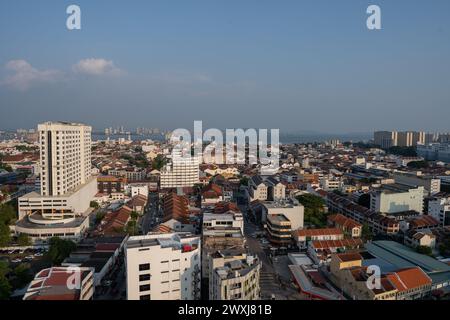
[125,233,201,300]
[209,251,261,300]
[15,122,97,243]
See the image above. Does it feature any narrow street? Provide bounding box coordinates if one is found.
[141,192,160,235]
[239,203,302,300]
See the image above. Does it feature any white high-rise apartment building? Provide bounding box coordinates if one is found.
[374,131,426,148]
[125,233,201,300]
[374,131,398,149]
[15,122,97,243]
[160,152,200,188]
[38,122,92,196]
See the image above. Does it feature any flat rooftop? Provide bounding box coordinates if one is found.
[16,214,88,229]
[376,183,421,194]
[127,233,199,250]
[263,200,301,209]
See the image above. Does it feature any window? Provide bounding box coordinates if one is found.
[139,263,150,271]
[139,274,151,282]
[139,284,150,292]
[140,294,151,300]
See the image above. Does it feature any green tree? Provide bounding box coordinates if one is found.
[126,220,138,236]
[0,163,13,172]
[361,223,373,241]
[407,161,429,169]
[0,223,11,247]
[130,211,139,221]
[90,201,99,209]
[95,212,105,223]
[46,237,77,265]
[0,261,11,300]
[17,234,31,247]
[296,194,328,227]
[416,245,433,256]
[151,155,167,170]
[239,176,249,186]
[0,204,16,225]
[387,146,417,157]
[12,263,33,289]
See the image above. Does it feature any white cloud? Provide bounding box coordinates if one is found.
[73,58,122,76]
[2,60,61,90]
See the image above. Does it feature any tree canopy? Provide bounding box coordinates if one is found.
[296,194,328,228]
[46,237,77,265]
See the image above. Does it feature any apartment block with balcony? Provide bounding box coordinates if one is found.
[209,251,261,300]
[266,214,293,246]
[125,233,201,300]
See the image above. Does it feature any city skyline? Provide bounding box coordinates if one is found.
[1,0,450,132]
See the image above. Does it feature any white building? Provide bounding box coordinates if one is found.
[417,143,450,163]
[370,184,424,214]
[261,199,304,230]
[320,176,344,192]
[209,251,261,300]
[202,212,244,234]
[129,184,149,197]
[247,175,286,202]
[15,122,97,243]
[38,122,92,196]
[125,233,201,300]
[393,171,440,195]
[160,155,200,189]
[428,196,450,226]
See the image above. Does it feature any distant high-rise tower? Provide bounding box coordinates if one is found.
[374,131,398,149]
[38,122,92,196]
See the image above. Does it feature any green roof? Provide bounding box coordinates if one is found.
[366,241,450,273]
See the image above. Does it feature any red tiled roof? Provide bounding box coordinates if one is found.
[335,252,363,262]
[127,194,148,207]
[410,215,440,229]
[311,238,363,249]
[95,243,120,252]
[152,224,173,233]
[328,213,362,229]
[202,183,223,198]
[386,267,432,292]
[213,201,240,214]
[162,193,190,224]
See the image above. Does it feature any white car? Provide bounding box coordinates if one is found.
[11,259,22,263]
[34,252,44,257]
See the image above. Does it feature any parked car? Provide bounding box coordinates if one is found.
[11,258,22,263]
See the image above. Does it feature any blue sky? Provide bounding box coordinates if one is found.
[0,0,449,133]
